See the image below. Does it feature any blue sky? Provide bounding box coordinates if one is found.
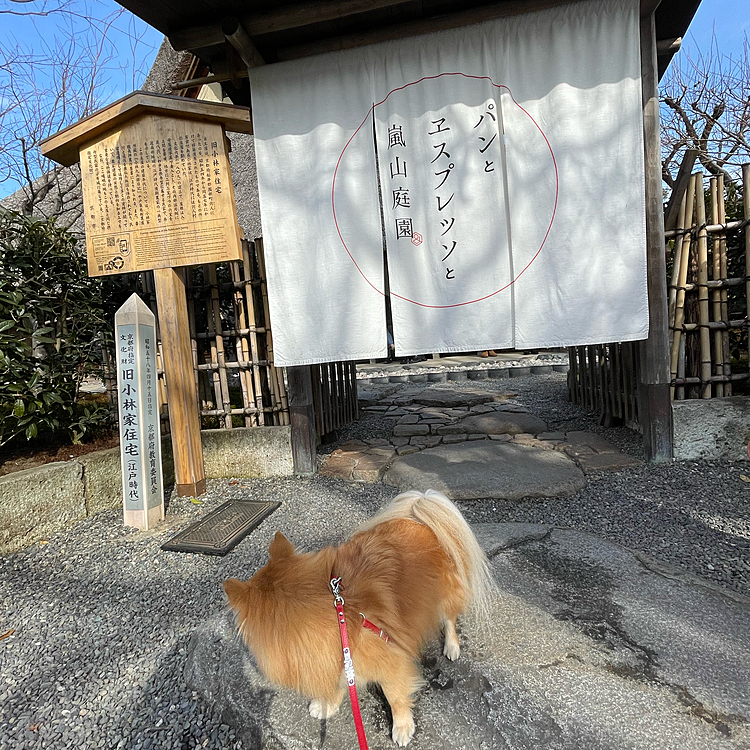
[680,0,749,62]
[0,0,748,200]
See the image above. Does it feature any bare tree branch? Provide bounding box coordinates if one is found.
[661,33,750,189]
[0,1,156,224]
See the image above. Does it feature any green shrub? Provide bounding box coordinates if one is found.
[0,210,111,447]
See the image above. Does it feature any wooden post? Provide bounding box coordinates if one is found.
[153,267,207,496]
[638,10,673,461]
[287,365,317,475]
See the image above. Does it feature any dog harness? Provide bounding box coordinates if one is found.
[330,576,394,750]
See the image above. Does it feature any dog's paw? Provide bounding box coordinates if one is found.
[443,637,460,661]
[309,699,340,720]
[392,717,415,746]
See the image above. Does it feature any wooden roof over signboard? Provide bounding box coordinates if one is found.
[115,0,702,106]
[40,91,253,166]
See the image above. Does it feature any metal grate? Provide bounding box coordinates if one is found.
[161,500,281,556]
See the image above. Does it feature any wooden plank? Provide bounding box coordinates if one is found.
[41,90,252,166]
[277,0,591,60]
[287,365,317,475]
[169,1,427,50]
[638,11,672,461]
[350,362,359,422]
[153,267,206,497]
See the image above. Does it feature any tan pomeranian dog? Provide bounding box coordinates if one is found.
[223,489,494,746]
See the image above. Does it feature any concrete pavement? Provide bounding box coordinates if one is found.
[184,523,750,749]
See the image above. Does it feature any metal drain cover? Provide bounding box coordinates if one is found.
[161,500,281,556]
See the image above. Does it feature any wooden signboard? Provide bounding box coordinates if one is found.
[41,92,253,498]
[80,116,241,276]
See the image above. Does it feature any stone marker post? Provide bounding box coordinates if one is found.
[115,293,164,530]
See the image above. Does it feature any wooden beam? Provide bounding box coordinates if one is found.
[153,267,207,497]
[276,0,588,60]
[638,11,673,462]
[287,365,317,475]
[222,17,265,68]
[41,90,252,166]
[168,0,415,51]
[657,36,681,56]
[640,0,663,17]
[171,71,245,91]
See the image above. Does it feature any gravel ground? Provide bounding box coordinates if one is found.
[0,479,397,750]
[2,372,749,749]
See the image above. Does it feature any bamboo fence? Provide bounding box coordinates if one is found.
[311,360,359,438]
[567,342,640,426]
[105,238,358,439]
[569,164,750,425]
[667,168,749,399]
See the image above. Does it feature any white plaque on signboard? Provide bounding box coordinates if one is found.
[115,293,165,530]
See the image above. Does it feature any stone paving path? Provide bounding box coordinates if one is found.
[320,385,640,495]
[356,352,569,385]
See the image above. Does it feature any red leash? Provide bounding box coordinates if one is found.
[330,576,369,750]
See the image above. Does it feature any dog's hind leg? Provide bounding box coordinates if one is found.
[309,685,346,719]
[442,618,460,661]
[377,658,423,746]
[440,585,465,661]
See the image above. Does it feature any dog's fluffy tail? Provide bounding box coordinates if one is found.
[353,489,496,621]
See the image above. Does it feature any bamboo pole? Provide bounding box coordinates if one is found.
[710,177,724,396]
[718,175,731,396]
[670,173,697,399]
[255,238,290,425]
[240,241,267,425]
[744,164,750,383]
[568,348,575,404]
[695,174,712,398]
[676,335,686,400]
[665,220,743,238]
[229,259,254,426]
[208,265,234,428]
[252,239,279,422]
[201,266,224,422]
[321,364,331,435]
[185,272,208,413]
[668,190,688,350]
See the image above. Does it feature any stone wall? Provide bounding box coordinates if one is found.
[672,397,750,461]
[0,426,293,554]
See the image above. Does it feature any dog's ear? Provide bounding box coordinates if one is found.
[223,578,248,609]
[269,531,294,559]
